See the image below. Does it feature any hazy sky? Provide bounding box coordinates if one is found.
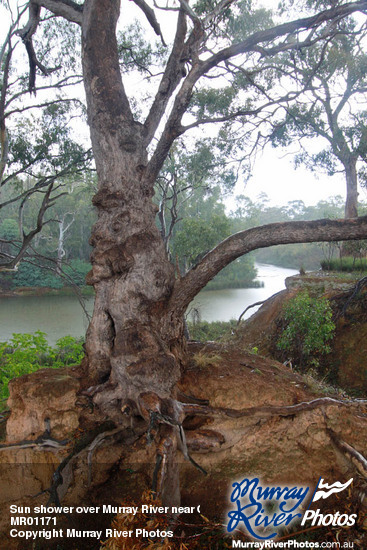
[242,147,354,207]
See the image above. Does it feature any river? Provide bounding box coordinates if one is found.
[0,263,298,344]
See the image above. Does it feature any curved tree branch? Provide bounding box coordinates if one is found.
[201,1,367,74]
[169,215,367,314]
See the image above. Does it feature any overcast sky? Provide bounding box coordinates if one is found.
[240,147,354,207]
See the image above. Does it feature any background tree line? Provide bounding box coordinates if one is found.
[1,177,366,291]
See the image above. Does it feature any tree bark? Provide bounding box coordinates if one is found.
[81,0,184,422]
[344,157,359,219]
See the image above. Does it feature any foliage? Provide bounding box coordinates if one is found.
[268,25,367,218]
[174,213,231,267]
[12,263,64,288]
[64,259,91,286]
[12,261,88,288]
[169,186,258,286]
[0,8,92,273]
[0,219,19,240]
[321,257,367,273]
[0,332,84,402]
[277,291,335,371]
[0,259,91,290]
[206,256,261,290]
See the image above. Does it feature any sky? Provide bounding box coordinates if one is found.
[240,147,352,206]
[1,1,367,210]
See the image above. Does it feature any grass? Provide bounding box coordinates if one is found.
[193,353,222,368]
[187,320,236,342]
[321,256,367,272]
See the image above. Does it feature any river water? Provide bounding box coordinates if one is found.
[188,263,298,323]
[0,263,297,344]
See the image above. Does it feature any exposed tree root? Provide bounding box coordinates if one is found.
[8,383,364,511]
[237,300,266,324]
[180,395,363,420]
[93,392,365,506]
[328,428,367,479]
[340,275,367,317]
[0,417,69,451]
[33,422,140,506]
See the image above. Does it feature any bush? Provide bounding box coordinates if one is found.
[64,259,91,286]
[277,291,335,371]
[0,331,84,404]
[8,260,91,290]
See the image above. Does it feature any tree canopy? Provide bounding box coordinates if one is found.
[269,19,367,218]
[0,2,91,271]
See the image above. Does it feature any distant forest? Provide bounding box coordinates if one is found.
[1,178,365,292]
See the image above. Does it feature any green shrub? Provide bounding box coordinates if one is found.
[0,331,84,404]
[277,291,335,371]
[8,260,92,290]
[64,259,91,286]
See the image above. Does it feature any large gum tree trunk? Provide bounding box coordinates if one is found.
[81,0,184,425]
[81,1,185,504]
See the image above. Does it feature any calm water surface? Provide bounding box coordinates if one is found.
[188,263,298,322]
[0,263,298,344]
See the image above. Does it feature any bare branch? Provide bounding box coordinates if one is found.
[177,0,200,24]
[131,0,166,45]
[203,0,236,28]
[0,182,55,271]
[143,8,188,145]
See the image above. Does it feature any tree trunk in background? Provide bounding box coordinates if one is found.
[344,157,359,219]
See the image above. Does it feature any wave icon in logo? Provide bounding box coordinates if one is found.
[302,477,357,528]
[312,477,353,502]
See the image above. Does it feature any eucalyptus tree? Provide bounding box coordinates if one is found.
[0,2,91,271]
[269,16,367,219]
[18,0,367,505]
